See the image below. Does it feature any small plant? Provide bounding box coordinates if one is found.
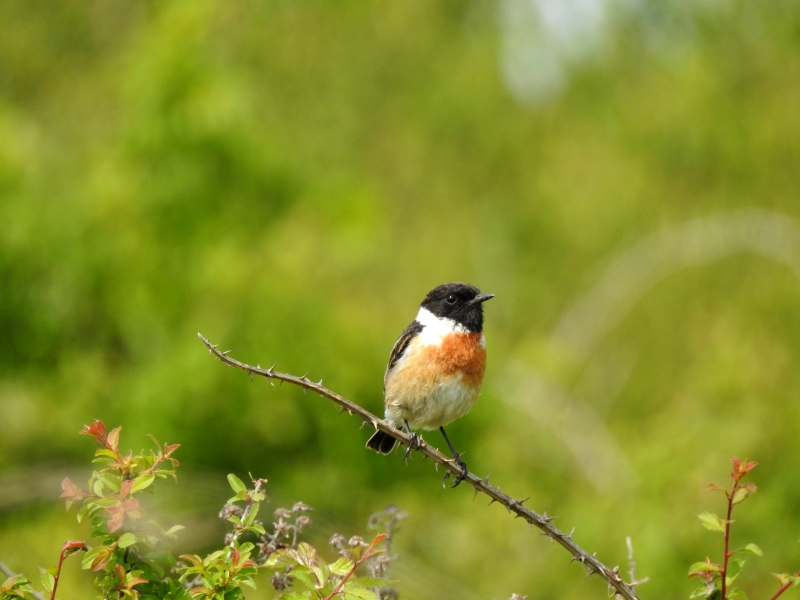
[688,457,800,600]
[0,421,393,600]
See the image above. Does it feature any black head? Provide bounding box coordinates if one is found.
[420,282,494,332]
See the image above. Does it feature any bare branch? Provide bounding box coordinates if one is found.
[198,333,640,600]
[0,562,47,600]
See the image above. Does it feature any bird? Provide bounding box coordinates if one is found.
[366,282,494,486]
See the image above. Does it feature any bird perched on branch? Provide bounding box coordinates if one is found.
[366,282,493,486]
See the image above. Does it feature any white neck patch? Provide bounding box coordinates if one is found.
[415,307,467,346]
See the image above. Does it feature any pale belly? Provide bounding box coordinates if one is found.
[383,332,486,430]
[385,373,481,430]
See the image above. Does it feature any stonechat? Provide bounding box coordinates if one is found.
[366,282,493,485]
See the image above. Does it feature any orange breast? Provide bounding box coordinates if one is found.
[422,332,486,386]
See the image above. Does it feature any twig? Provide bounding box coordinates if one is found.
[230,479,267,547]
[198,333,640,600]
[0,562,47,600]
[625,536,648,589]
[770,571,800,600]
[721,489,735,600]
[323,534,388,600]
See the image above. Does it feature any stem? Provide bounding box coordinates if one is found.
[50,547,69,600]
[0,562,47,600]
[229,479,266,548]
[720,485,736,600]
[323,535,386,600]
[769,570,800,600]
[198,333,641,600]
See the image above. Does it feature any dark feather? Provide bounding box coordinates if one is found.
[385,320,423,376]
[366,430,397,454]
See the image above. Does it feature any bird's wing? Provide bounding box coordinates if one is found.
[384,320,424,383]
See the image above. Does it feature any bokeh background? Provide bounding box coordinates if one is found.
[2,1,800,598]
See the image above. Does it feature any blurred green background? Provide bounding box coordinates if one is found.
[2,1,800,598]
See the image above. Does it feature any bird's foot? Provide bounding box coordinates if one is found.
[403,433,423,465]
[442,453,469,488]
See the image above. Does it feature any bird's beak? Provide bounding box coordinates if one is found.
[469,293,495,305]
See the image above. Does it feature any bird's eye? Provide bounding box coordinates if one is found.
[445,294,457,305]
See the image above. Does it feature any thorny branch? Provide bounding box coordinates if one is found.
[198,333,640,600]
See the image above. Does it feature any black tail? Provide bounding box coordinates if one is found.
[366,430,396,454]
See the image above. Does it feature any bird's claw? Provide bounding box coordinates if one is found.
[442,454,468,488]
[403,433,423,465]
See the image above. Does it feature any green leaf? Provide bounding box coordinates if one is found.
[732,486,756,504]
[280,592,313,600]
[688,562,723,576]
[728,588,749,600]
[774,573,792,586]
[291,568,316,590]
[40,571,56,593]
[118,533,137,548]
[227,475,247,495]
[81,546,107,570]
[243,503,259,526]
[689,586,720,600]
[341,581,377,600]
[742,543,762,556]
[329,557,354,575]
[130,474,156,495]
[164,525,186,537]
[697,512,727,533]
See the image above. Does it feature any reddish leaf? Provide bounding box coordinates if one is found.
[81,420,107,444]
[119,479,133,498]
[115,564,126,585]
[60,478,83,499]
[106,499,141,532]
[164,443,180,456]
[62,540,86,555]
[106,427,121,451]
[126,577,148,589]
[232,546,241,567]
[91,547,114,571]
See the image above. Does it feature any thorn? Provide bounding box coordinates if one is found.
[317,379,323,386]
[488,498,497,506]
[339,407,346,414]
[479,471,493,486]
[347,410,353,416]
[565,527,575,539]
[519,497,529,505]
[222,350,231,355]
[302,387,307,395]
[371,419,378,430]
[472,486,480,501]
